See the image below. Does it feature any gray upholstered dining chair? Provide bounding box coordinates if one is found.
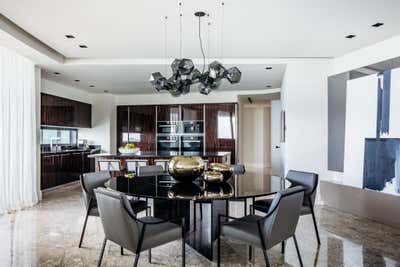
[217,186,305,267]
[252,170,320,245]
[94,187,186,267]
[79,171,148,249]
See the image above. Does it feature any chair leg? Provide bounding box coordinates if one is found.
[193,202,197,231]
[217,218,221,267]
[78,210,90,248]
[182,217,186,267]
[248,245,252,261]
[148,249,152,263]
[293,235,303,267]
[262,249,270,267]
[120,247,124,255]
[182,237,185,267]
[281,240,285,254]
[133,253,140,267]
[97,238,107,267]
[310,207,321,245]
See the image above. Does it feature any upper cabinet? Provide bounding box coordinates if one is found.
[205,103,236,164]
[41,93,92,128]
[181,104,204,121]
[157,105,180,121]
[117,105,156,152]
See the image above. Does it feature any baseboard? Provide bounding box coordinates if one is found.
[320,180,400,228]
[41,181,80,194]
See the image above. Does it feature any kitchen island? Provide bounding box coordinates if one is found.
[88,151,232,166]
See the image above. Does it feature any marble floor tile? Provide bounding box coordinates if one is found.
[0,183,399,266]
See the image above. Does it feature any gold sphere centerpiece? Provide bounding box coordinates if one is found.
[168,156,205,182]
[208,163,234,182]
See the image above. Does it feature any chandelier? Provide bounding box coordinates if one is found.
[149,11,241,96]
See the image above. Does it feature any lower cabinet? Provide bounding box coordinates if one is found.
[41,152,95,190]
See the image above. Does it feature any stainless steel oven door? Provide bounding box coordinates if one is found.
[157,121,180,134]
[181,135,204,153]
[182,121,203,134]
[157,135,180,153]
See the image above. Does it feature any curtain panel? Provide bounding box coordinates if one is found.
[0,46,39,214]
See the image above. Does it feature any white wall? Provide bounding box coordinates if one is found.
[78,94,117,153]
[41,79,93,104]
[343,75,378,188]
[331,35,400,75]
[270,100,281,176]
[281,59,330,179]
[116,88,280,105]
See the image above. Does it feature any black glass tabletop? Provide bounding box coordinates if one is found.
[105,172,287,200]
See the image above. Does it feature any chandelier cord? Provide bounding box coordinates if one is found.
[198,16,206,73]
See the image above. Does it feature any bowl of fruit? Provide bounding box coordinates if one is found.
[118,143,140,155]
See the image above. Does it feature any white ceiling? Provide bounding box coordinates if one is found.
[1,0,400,94]
[42,64,285,94]
[2,0,399,58]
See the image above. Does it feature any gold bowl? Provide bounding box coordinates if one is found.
[204,171,224,184]
[168,156,205,182]
[208,163,233,181]
[203,183,234,198]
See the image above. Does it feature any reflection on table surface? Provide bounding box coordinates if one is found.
[106,167,286,200]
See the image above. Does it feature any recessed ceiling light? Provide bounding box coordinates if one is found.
[265,67,272,70]
[74,79,80,82]
[53,72,60,75]
[65,35,75,39]
[89,85,95,87]
[346,34,356,39]
[79,45,88,48]
[372,22,384,28]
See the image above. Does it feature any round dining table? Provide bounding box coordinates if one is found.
[105,172,286,261]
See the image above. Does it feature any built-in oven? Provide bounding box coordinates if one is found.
[157,121,180,134]
[157,135,180,153]
[181,135,204,153]
[182,121,203,134]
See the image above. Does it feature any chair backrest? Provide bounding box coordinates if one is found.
[137,165,164,176]
[232,164,246,174]
[94,187,141,252]
[286,170,318,206]
[80,171,111,209]
[154,159,169,170]
[262,186,304,249]
[98,160,121,172]
[126,159,149,172]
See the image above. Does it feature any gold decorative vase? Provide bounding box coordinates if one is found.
[203,183,234,198]
[168,156,205,182]
[204,171,224,184]
[208,163,233,181]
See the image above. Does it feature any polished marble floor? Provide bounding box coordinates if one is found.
[0,183,399,267]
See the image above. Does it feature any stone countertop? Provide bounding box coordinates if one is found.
[41,148,101,155]
[87,151,231,159]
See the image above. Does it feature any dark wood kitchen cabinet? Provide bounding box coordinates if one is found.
[41,93,92,128]
[117,105,156,152]
[157,105,180,121]
[205,103,236,164]
[40,151,95,190]
[181,104,204,121]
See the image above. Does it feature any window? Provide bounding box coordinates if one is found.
[40,127,78,145]
[122,132,141,143]
[217,111,236,139]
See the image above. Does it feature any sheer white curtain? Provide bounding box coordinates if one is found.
[0,46,39,214]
